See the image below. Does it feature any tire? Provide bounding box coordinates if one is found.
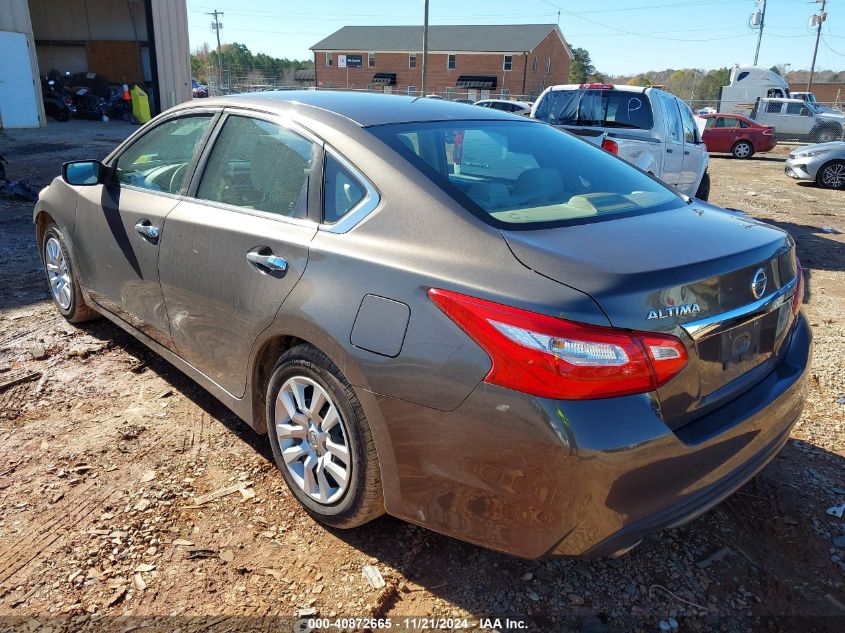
[41,224,98,323]
[695,171,711,201]
[731,141,754,159]
[51,109,70,123]
[812,126,841,144]
[266,344,384,528]
[815,160,845,190]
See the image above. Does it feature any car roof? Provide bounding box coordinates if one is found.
[178,90,525,127]
[702,113,761,124]
[545,84,649,94]
[477,99,530,105]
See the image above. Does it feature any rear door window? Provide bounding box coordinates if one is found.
[195,116,314,219]
[766,101,783,114]
[534,89,654,130]
[657,93,683,143]
[785,103,812,116]
[678,101,700,143]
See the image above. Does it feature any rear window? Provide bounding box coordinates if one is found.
[533,89,654,130]
[368,120,682,229]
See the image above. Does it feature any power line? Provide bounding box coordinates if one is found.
[538,0,759,42]
[821,35,845,55]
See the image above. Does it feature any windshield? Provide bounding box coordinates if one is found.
[367,120,683,229]
[533,89,654,130]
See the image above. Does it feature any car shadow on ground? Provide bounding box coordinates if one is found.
[76,317,275,462]
[710,154,787,164]
[75,317,845,626]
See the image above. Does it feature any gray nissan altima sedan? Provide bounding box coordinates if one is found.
[34,91,811,558]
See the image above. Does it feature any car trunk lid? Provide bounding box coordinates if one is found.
[502,205,798,428]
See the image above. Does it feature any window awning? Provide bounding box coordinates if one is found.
[372,73,397,86]
[456,75,498,89]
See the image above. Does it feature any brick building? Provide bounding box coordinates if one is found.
[311,24,572,100]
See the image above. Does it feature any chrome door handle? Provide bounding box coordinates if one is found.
[135,221,160,242]
[246,251,288,272]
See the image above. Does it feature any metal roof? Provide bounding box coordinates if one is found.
[311,24,562,53]
[183,90,537,127]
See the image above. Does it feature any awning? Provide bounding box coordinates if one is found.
[456,75,498,89]
[372,73,397,86]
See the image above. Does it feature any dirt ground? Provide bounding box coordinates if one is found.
[1,122,844,633]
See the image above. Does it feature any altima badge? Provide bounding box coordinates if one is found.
[647,304,702,320]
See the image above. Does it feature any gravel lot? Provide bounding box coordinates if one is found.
[1,122,844,632]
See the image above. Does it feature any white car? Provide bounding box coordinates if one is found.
[531,83,710,200]
[474,99,532,116]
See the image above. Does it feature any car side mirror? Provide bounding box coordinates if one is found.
[62,160,110,186]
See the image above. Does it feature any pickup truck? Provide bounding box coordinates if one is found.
[749,97,845,143]
[531,83,710,200]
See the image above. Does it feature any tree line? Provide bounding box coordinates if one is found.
[191,43,313,85]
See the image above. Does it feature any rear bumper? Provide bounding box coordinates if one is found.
[370,314,812,559]
[759,136,777,153]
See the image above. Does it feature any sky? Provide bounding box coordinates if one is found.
[186,0,845,75]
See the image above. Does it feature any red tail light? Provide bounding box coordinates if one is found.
[763,127,774,135]
[428,289,688,400]
[792,257,804,315]
[579,83,615,90]
[601,138,619,155]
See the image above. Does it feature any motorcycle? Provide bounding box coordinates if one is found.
[41,79,76,122]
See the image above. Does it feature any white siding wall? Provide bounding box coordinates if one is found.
[151,0,191,111]
[0,0,45,127]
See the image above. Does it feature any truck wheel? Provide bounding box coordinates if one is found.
[812,126,841,143]
[816,160,845,189]
[52,109,70,123]
[731,141,754,159]
[695,172,711,201]
[266,343,384,528]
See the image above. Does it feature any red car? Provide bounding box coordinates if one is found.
[700,113,776,159]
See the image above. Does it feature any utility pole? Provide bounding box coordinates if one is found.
[421,0,429,96]
[207,10,224,89]
[751,0,767,66]
[808,0,828,92]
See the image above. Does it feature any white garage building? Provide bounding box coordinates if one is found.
[0,0,192,128]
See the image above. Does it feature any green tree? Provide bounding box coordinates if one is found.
[696,67,731,107]
[627,73,652,87]
[769,65,782,76]
[569,47,597,83]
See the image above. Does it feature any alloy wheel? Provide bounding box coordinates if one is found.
[821,162,845,189]
[733,142,752,159]
[45,237,72,310]
[274,376,351,504]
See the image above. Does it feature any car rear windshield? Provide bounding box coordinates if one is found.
[367,120,683,229]
[533,88,654,130]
